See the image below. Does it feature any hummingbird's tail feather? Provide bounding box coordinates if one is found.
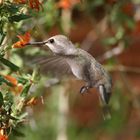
[98,95,111,120]
[102,105,111,120]
[98,85,111,120]
[99,85,111,105]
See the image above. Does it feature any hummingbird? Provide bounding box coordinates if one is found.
[28,35,112,106]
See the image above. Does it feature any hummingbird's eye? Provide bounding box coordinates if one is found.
[49,39,54,44]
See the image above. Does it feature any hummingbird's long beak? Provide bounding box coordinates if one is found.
[26,40,48,46]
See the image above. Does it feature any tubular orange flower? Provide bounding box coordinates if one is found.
[0,134,8,140]
[11,84,23,95]
[26,97,37,106]
[4,75,18,87]
[12,0,42,10]
[3,75,23,95]
[17,84,23,93]
[29,0,42,11]
[0,129,8,140]
[12,32,30,48]
[57,0,71,9]
[57,0,80,9]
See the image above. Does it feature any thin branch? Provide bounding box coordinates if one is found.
[98,41,125,62]
[107,65,140,74]
[81,16,108,51]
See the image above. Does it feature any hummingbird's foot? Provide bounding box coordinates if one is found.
[80,86,89,94]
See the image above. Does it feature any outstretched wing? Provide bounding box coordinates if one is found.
[32,55,72,76]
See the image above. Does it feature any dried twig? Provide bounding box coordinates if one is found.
[98,41,125,62]
[107,65,140,74]
[81,17,108,51]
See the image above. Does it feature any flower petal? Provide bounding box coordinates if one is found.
[4,75,18,86]
[57,0,80,9]
[26,97,37,106]
[0,129,8,140]
[12,32,31,48]
[29,0,42,11]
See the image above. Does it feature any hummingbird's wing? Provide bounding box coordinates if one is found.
[33,55,72,76]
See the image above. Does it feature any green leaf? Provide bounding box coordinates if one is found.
[8,14,31,22]
[17,77,28,85]
[20,83,31,98]
[102,37,117,46]
[12,128,25,137]
[0,56,19,71]
[0,32,6,45]
[6,4,20,14]
[91,0,104,7]
[0,92,3,107]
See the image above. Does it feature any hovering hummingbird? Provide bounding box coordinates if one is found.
[28,35,112,106]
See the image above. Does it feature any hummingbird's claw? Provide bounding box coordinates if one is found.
[80,86,89,94]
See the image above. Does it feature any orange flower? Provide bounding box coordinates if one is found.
[11,84,23,95]
[4,75,18,86]
[29,0,42,11]
[122,3,134,16]
[0,129,8,140]
[16,84,23,93]
[26,97,37,106]
[13,0,26,4]
[57,0,71,9]
[0,134,8,140]
[12,32,30,48]
[4,75,23,95]
[57,0,80,9]
[12,0,42,10]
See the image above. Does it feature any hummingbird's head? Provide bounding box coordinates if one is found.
[45,35,76,55]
